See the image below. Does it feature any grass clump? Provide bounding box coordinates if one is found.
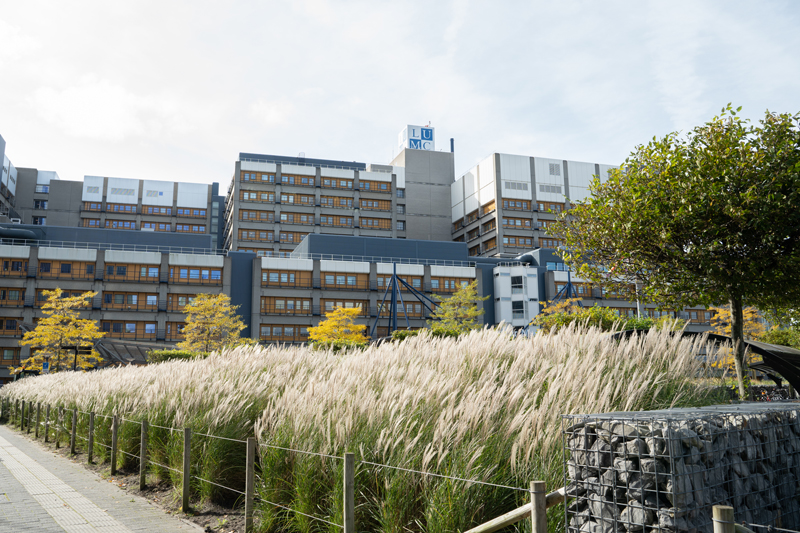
[0,325,724,532]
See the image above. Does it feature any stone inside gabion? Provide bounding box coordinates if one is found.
[563,404,800,533]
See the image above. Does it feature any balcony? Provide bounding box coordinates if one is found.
[261,280,313,289]
[318,278,371,291]
[0,263,27,278]
[35,264,95,280]
[101,301,161,312]
[260,304,314,316]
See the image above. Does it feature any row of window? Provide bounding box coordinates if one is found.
[360,180,390,192]
[320,215,352,227]
[261,297,312,314]
[240,173,323,188]
[259,325,309,340]
[240,210,274,222]
[239,230,274,241]
[0,319,19,334]
[83,219,207,232]
[503,237,534,247]
[240,189,404,205]
[83,202,207,217]
[101,264,222,283]
[502,217,532,228]
[540,239,562,248]
[502,199,531,211]
[97,292,197,309]
[38,261,94,277]
[0,289,24,303]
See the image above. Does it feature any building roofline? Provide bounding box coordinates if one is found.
[238,153,366,171]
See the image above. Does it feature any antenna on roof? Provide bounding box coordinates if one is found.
[298,152,305,159]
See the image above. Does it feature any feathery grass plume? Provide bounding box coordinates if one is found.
[0,326,725,532]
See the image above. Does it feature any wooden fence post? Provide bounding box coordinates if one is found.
[87,412,95,464]
[21,400,26,431]
[70,409,77,454]
[245,437,255,533]
[35,403,41,439]
[344,452,355,533]
[55,407,62,448]
[111,415,119,475]
[44,404,50,443]
[182,428,191,512]
[713,505,735,533]
[139,420,148,490]
[532,481,547,533]
[27,401,32,433]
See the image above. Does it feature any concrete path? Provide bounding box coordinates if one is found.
[0,424,201,533]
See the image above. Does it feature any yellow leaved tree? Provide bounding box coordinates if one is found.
[16,288,104,374]
[709,305,766,371]
[307,307,368,350]
[177,293,256,354]
[428,280,489,336]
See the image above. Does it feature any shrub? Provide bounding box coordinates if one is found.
[760,327,800,349]
[390,329,421,342]
[146,349,200,363]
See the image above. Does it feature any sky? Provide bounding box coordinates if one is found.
[1,1,799,188]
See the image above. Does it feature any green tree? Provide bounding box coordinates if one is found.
[428,280,489,336]
[531,298,685,333]
[307,306,369,350]
[16,288,104,374]
[760,327,800,349]
[177,294,254,354]
[553,105,800,399]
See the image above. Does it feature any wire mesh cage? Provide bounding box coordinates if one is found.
[563,403,800,532]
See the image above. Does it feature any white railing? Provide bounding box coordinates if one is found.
[0,238,226,256]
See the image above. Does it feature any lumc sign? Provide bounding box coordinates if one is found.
[399,125,435,152]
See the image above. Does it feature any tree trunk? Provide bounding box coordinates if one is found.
[729,294,747,399]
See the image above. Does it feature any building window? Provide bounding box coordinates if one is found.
[32,216,46,225]
[34,200,48,209]
[397,205,405,214]
[397,221,405,231]
[397,189,405,198]
[35,185,49,193]
[511,276,523,294]
[512,301,525,319]
[60,263,72,274]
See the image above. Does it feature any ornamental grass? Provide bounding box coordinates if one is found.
[0,325,724,532]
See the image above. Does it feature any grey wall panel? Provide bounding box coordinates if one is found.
[228,251,255,337]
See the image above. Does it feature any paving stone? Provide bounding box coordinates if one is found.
[0,425,201,533]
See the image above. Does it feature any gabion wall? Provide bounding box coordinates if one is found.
[563,403,800,532]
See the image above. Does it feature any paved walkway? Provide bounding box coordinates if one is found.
[0,425,201,533]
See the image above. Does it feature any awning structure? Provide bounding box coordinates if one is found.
[94,339,166,366]
[611,330,800,390]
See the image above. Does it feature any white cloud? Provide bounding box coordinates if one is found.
[0,1,798,185]
[0,18,41,61]
[29,78,148,141]
[251,99,294,126]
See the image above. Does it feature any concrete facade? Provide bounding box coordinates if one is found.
[389,149,455,242]
[451,153,616,257]
[223,149,452,257]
